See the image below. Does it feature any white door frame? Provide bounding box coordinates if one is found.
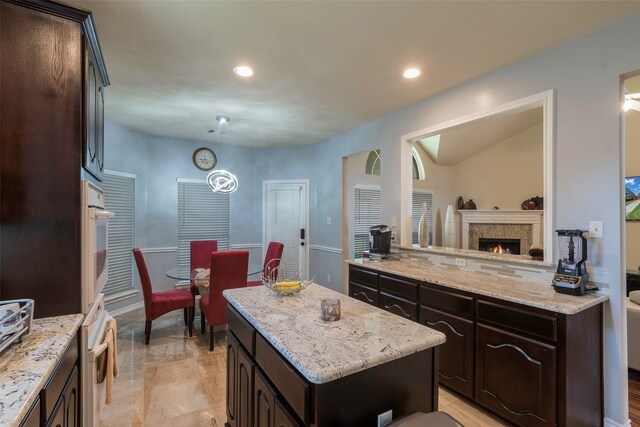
[262,179,310,277]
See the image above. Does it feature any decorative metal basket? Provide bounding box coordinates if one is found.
[261,259,313,296]
[0,299,34,354]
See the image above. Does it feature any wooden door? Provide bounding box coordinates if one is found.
[476,325,556,427]
[227,333,239,427]
[237,345,255,427]
[421,306,474,399]
[254,368,276,427]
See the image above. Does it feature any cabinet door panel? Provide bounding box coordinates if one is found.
[476,325,556,427]
[421,306,474,398]
[274,397,302,427]
[254,369,276,427]
[238,345,255,427]
[64,366,78,427]
[19,397,40,427]
[227,332,239,427]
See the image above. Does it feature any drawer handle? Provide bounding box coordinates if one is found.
[352,291,374,303]
[426,320,464,338]
[487,343,538,364]
[384,303,411,319]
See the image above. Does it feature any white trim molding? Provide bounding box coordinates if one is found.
[108,300,144,317]
[140,246,177,254]
[399,89,555,263]
[459,210,543,250]
[230,243,262,249]
[308,245,342,254]
[603,417,631,427]
[103,168,136,179]
[105,289,139,305]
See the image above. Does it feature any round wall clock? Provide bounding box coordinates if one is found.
[193,147,217,171]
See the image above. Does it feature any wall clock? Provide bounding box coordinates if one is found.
[193,147,217,171]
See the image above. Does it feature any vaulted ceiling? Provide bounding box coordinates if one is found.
[70,1,640,148]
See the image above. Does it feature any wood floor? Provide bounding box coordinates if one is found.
[630,375,640,425]
[102,307,509,426]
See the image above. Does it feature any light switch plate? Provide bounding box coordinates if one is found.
[327,217,331,225]
[377,410,393,427]
[455,258,467,267]
[589,221,603,238]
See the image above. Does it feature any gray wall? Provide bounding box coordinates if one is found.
[104,12,640,423]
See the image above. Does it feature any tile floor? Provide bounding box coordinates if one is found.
[100,307,509,426]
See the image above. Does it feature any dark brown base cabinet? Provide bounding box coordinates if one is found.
[225,304,438,427]
[349,264,604,427]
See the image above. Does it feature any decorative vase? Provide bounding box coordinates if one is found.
[464,199,477,210]
[444,204,457,248]
[456,196,465,210]
[418,202,429,247]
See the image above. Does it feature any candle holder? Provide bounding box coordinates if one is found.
[320,298,341,322]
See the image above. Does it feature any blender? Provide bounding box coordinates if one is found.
[552,229,590,296]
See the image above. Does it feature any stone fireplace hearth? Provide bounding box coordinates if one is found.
[460,210,543,253]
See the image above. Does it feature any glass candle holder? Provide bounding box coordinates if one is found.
[320,298,341,322]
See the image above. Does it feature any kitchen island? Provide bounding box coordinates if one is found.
[223,283,446,427]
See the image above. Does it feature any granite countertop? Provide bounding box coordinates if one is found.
[223,284,446,385]
[349,258,609,315]
[0,314,83,427]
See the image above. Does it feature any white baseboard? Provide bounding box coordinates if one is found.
[604,417,631,427]
[308,245,342,254]
[108,301,144,317]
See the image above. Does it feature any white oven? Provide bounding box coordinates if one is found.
[82,180,114,314]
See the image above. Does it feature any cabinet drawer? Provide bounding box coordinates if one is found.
[228,305,256,355]
[349,282,378,306]
[349,265,379,288]
[379,292,418,321]
[19,397,40,427]
[380,274,419,300]
[42,335,78,423]
[420,285,474,318]
[477,300,557,342]
[255,334,310,424]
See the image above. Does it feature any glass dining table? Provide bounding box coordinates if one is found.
[165,264,264,281]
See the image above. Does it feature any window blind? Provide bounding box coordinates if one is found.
[103,171,135,296]
[354,186,381,258]
[177,180,230,270]
[412,190,433,245]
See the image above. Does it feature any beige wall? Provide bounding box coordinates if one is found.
[626,92,640,271]
[413,122,543,247]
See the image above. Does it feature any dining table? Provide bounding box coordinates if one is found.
[165,264,264,281]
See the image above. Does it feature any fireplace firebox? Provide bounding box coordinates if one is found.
[478,238,521,255]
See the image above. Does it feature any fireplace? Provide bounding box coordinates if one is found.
[479,238,521,255]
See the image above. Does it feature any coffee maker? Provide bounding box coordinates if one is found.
[369,225,391,258]
[552,229,590,296]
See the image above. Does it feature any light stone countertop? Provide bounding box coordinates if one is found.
[0,314,83,427]
[349,258,609,314]
[223,284,446,385]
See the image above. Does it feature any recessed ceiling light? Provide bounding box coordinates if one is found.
[403,68,421,79]
[233,66,254,77]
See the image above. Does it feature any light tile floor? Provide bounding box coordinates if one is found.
[100,308,509,426]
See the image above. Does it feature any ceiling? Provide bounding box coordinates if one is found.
[69,1,640,148]
[417,107,542,167]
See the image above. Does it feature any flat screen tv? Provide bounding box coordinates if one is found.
[626,176,640,221]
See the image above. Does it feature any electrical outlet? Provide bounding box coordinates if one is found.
[589,221,603,238]
[391,216,397,227]
[455,258,467,267]
[377,410,393,427]
[327,216,332,225]
[327,274,331,283]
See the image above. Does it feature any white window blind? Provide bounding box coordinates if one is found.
[354,186,381,258]
[103,171,135,296]
[412,190,433,245]
[177,180,230,270]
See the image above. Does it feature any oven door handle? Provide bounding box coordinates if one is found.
[88,342,109,362]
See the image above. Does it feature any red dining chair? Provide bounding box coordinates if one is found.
[247,241,285,287]
[189,240,218,323]
[200,250,249,351]
[133,248,194,344]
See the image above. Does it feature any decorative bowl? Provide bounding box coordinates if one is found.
[261,258,313,296]
[263,279,313,296]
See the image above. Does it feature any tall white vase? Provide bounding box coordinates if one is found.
[418,202,429,247]
[444,204,457,248]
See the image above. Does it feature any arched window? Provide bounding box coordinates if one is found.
[365,149,425,180]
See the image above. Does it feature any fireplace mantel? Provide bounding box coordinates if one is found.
[459,210,543,250]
